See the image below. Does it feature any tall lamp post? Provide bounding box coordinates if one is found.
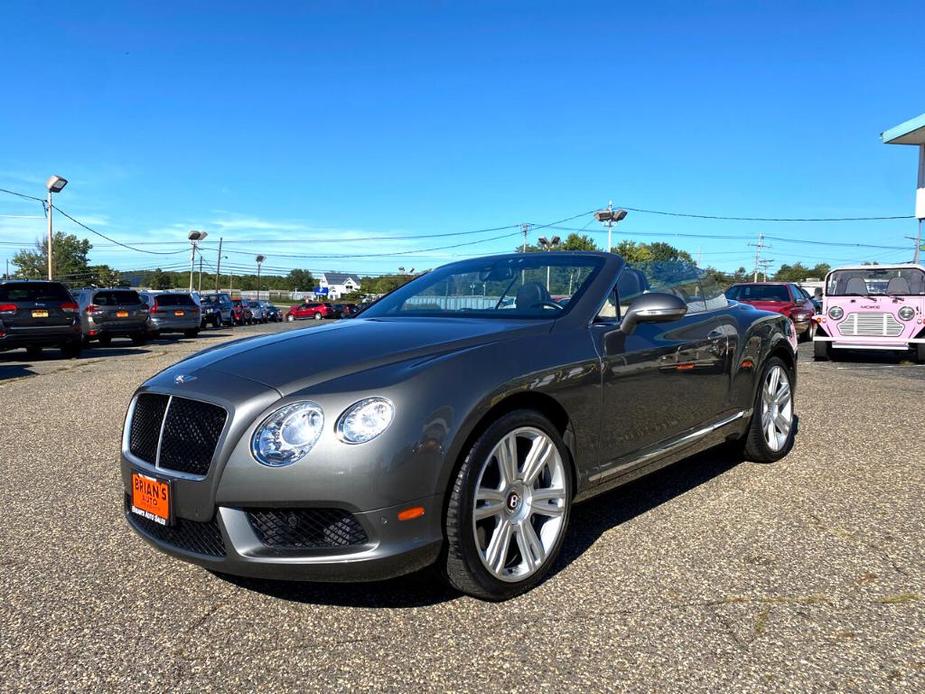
[45,175,68,280]
[188,230,207,291]
[538,235,561,290]
[256,255,266,302]
[594,202,628,253]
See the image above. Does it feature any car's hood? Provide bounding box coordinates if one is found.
[160,317,552,395]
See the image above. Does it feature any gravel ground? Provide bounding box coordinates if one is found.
[1,324,923,692]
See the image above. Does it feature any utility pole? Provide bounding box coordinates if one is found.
[215,237,223,292]
[749,234,771,282]
[198,255,203,293]
[521,223,531,252]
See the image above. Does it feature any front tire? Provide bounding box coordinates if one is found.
[813,340,830,361]
[442,410,572,601]
[183,329,199,339]
[314,312,322,320]
[742,356,796,463]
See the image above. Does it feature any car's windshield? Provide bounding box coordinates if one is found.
[827,268,925,296]
[361,255,603,319]
[725,284,791,302]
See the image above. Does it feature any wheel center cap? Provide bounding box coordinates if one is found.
[506,490,521,512]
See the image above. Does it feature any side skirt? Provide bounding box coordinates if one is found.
[575,410,749,502]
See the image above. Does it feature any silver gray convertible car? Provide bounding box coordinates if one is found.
[122,252,798,600]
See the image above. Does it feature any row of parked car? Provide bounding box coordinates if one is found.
[0,279,356,359]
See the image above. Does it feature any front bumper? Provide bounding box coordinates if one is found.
[122,483,444,581]
[813,334,925,351]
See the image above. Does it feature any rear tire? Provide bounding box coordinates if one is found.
[442,410,572,601]
[98,336,112,346]
[131,335,148,346]
[59,341,82,359]
[183,329,199,339]
[25,345,42,358]
[917,343,925,364]
[742,356,796,463]
[286,314,295,322]
[314,312,322,320]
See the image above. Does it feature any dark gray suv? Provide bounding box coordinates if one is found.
[140,292,201,338]
[0,280,83,358]
[77,288,149,346]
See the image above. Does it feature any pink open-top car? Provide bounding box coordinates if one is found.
[813,264,925,362]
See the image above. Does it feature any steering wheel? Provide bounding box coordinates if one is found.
[531,301,565,311]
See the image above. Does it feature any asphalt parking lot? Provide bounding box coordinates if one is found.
[1,323,923,692]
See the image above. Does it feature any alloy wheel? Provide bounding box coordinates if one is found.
[472,427,568,582]
[761,365,793,452]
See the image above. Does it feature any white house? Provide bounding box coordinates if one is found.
[318,272,361,300]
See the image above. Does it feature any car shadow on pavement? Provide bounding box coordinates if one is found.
[0,363,36,379]
[215,442,760,609]
[552,444,747,574]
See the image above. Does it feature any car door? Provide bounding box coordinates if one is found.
[591,262,734,471]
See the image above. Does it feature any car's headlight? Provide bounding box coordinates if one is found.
[898,306,915,321]
[828,306,844,320]
[251,401,324,467]
[336,397,394,444]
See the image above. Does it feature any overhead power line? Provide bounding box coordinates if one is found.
[545,225,910,251]
[52,206,190,256]
[0,187,45,203]
[617,205,914,222]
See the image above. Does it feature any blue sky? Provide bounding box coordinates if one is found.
[1,1,923,278]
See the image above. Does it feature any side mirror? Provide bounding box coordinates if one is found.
[620,292,688,334]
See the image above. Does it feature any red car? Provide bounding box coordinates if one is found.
[725,282,817,340]
[286,301,335,321]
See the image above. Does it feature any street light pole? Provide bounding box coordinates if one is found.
[187,230,207,292]
[215,237,223,292]
[594,203,628,253]
[256,255,266,302]
[45,175,68,280]
[538,236,561,290]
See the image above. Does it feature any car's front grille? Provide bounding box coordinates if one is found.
[246,509,369,552]
[126,497,225,557]
[129,394,169,464]
[127,393,227,476]
[837,312,903,337]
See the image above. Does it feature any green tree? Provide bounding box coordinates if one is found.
[613,240,694,264]
[87,265,122,287]
[148,268,174,289]
[286,269,316,291]
[12,232,92,280]
[560,233,599,251]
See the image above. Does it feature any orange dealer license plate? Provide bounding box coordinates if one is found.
[116,310,129,318]
[173,310,184,317]
[131,472,172,526]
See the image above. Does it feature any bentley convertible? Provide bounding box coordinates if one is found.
[122,252,798,600]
